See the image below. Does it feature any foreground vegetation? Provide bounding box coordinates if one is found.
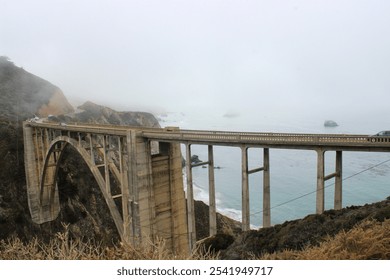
[1,219,389,260]
[262,219,390,260]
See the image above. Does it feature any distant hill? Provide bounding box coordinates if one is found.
[0,56,74,122]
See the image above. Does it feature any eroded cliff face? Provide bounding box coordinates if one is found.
[0,57,74,121]
[38,90,74,117]
[0,58,75,241]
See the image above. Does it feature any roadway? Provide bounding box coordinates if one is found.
[25,122,390,152]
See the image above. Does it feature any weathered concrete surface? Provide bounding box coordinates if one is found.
[23,123,188,253]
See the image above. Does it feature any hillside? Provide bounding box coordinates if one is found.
[219,197,390,259]
[0,56,73,121]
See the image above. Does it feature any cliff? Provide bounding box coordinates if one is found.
[0,56,73,121]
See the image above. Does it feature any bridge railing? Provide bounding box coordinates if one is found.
[26,122,390,147]
[142,129,390,147]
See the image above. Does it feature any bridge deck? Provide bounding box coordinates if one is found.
[25,122,390,152]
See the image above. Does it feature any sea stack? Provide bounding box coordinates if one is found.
[324,120,339,127]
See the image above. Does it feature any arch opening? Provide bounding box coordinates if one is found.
[39,136,124,244]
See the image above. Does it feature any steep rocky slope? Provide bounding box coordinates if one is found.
[219,197,390,259]
[0,56,73,121]
[0,57,74,241]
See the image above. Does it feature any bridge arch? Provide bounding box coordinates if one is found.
[39,136,123,239]
[28,133,125,239]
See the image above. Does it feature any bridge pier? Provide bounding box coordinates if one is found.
[241,147,271,230]
[316,149,325,214]
[149,140,188,254]
[263,148,271,228]
[316,150,343,214]
[241,146,250,231]
[208,145,217,236]
[334,151,343,210]
[185,143,196,249]
[184,143,217,249]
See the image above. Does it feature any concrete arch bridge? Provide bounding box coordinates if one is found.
[23,122,390,252]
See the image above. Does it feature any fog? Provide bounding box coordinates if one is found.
[1,0,390,123]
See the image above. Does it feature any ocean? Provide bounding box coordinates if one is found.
[158,110,390,227]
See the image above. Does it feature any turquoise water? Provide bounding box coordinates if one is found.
[159,110,390,227]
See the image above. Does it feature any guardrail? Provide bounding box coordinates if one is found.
[142,129,390,149]
[25,122,390,148]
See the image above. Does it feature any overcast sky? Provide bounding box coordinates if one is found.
[1,0,390,120]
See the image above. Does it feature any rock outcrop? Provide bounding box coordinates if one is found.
[58,101,160,128]
[324,120,338,127]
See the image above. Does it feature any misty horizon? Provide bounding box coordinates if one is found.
[1,0,390,126]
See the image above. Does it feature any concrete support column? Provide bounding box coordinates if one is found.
[334,151,343,210]
[103,135,111,195]
[34,129,41,182]
[45,129,50,151]
[78,133,82,147]
[263,148,271,228]
[185,143,196,249]
[316,149,325,214]
[88,133,94,165]
[118,137,130,243]
[241,146,250,231]
[127,130,140,245]
[208,145,217,236]
[39,129,46,175]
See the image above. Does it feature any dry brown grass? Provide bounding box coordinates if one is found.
[1,220,389,260]
[0,224,218,260]
[261,219,390,260]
